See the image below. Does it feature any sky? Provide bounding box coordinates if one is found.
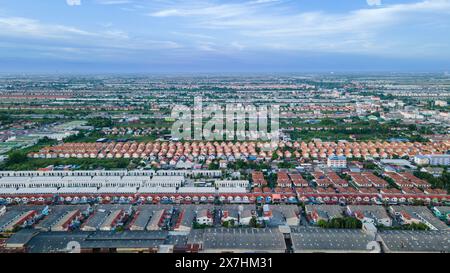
[0,0,449,73]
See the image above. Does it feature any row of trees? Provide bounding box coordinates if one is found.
[87,117,112,128]
[317,217,362,229]
[413,171,449,193]
[2,157,132,171]
[380,222,430,231]
[226,160,270,171]
[221,217,263,228]
[3,137,58,167]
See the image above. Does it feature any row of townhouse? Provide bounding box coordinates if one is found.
[0,175,185,189]
[0,169,222,178]
[384,172,431,189]
[29,140,450,160]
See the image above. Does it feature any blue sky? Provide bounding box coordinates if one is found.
[0,0,449,72]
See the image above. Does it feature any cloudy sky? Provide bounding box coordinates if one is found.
[0,0,449,72]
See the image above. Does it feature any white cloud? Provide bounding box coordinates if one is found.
[230,41,245,50]
[149,4,249,18]
[96,0,133,5]
[249,0,281,4]
[0,16,94,39]
[0,16,180,52]
[66,0,81,6]
[146,0,450,56]
[3,0,450,61]
[367,0,382,6]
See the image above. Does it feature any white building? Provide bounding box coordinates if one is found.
[435,100,448,107]
[239,210,254,226]
[156,169,221,178]
[214,180,249,188]
[0,174,184,188]
[414,155,450,166]
[327,155,347,168]
[347,205,392,227]
[428,155,450,166]
[221,209,239,224]
[196,209,213,226]
[414,155,430,166]
[0,170,156,177]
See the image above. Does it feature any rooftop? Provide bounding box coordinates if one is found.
[290,227,374,253]
[379,230,450,253]
[188,228,286,253]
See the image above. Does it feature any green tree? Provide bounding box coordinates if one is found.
[271,152,279,160]
[317,219,329,228]
[63,132,86,142]
[409,222,429,230]
[88,117,112,128]
[208,162,219,170]
[7,151,28,165]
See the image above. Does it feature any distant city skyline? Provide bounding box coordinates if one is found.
[0,0,450,72]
